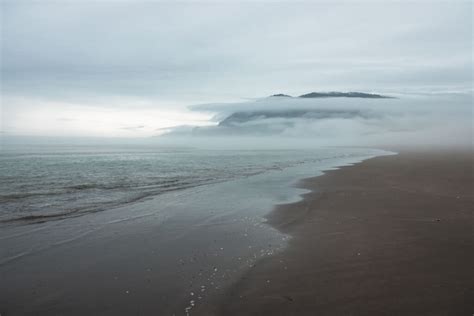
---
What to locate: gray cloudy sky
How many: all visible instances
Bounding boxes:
[1,0,472,137]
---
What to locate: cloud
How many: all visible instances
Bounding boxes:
[160,93,472,149]
[2,1,472,103]
[0,1,471,140]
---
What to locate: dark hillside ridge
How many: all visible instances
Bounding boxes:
[268,91,393,99]
[298,91,393,98]
[219,109,373,127]
[270,94,293,98]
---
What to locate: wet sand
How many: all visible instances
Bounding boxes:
[212,149,474,315]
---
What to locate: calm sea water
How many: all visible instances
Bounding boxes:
[0,145,383,223]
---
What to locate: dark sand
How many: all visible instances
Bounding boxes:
[208,149,474,315]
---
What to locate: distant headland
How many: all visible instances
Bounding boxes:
[270,91,394,99]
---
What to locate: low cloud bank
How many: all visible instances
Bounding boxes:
[157,92,472,149]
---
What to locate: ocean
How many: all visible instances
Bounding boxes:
[0,145,389,223]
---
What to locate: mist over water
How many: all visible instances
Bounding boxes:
[1,92,470,223]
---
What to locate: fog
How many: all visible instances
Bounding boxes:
[157,93,472,149]
[2,92,471,150]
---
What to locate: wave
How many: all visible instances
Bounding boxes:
[0,178,222,224]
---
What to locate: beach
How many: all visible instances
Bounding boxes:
[207,148,474,315]
[1,148,472,315]
[3,1,472,315]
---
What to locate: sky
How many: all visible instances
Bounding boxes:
[0,0,472,138]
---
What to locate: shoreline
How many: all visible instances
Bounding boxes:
[204,148,474,315]
[2,147,471,315]
[0,148,386,315]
